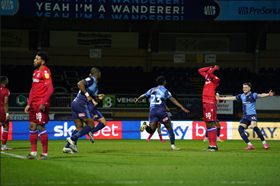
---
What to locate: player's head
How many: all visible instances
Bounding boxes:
[34,52,49,68]
[1,76,8,86]
[243,82,251,94]
[209,66,219,77]
[156,76,166,86]
[90,67,101,80]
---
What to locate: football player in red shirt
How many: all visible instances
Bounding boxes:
[24,52,53,160]
[198,66,220,151]
[1,76,12,150]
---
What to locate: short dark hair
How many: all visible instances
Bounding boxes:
[156,76,165,85]
[37,52,49,63]
[1,76,8,84]
[90,67,100,76]
[243,82,252,88]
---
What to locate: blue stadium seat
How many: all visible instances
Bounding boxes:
[135,66,143,73]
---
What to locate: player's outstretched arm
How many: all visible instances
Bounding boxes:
[198,66,212,78]
[135,94,146,104]
[169,97,190,113]
[257,90,275,98]
[216,95,237,101]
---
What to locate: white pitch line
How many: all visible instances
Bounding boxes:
[1,151,26,159]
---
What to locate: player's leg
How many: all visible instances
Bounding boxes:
[163,120,179,150]
[157,124,167,143]
[215,121,224,142]
[202,103,217,151]
[64,119,83,153]
[27,121,39,159]
[88,112,106,143]
[251,120,269,149]
[238,123,254,150]
[67,118,95,151]
[1,123,12,150]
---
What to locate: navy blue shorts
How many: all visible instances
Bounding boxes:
[149,108,170,124]
[71,100,93,119]
[239,114,257,126]
[89,103,103,120]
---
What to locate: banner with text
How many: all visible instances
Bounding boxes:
[1,29,29,51]
[2,1,279,21]
[50,31,139,49]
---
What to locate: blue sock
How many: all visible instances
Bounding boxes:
[145,125,153,134]
[168,129,175,145]
[205,131,208,138]
[217,127,220,137]
[253,126,265,141]
[238,125,250,143]
[91,123,105,133]
[71,125,91,141]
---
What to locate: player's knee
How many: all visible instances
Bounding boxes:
[238,125,244,133]
[215,122,221,128]
[206,122,214,129]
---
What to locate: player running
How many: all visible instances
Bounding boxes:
[1,76,12,150]
[64,68,104,153]
[216,82,274,150]
[24,52,53,159]
[135,76,189,151]
[198,66,220,151]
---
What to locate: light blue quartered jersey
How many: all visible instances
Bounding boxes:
[145,85,172,110]
[236,92,258,115]
[73,76,98,104]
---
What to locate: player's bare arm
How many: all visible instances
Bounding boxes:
[169,97,190,113]
[24,105,31,114]
[257,90,275,98]
[135,94,146,104]
[77,80,96,105]
[216,95,237,101]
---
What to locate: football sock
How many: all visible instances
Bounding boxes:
[158,133,163,141]
[168,129,175,145]
[145,125,153,134]
[253,126,265,141]
[238,125,250,143]
[207,127,217,146]
[39,130,48,154]
[72,130,78,145]
[30,130,38,152]
[71,125,91,141]
[217,127,221,137]
[91,122,105,133]
[148,133,153,140]
[2,130,8,145]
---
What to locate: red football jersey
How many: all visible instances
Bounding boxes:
[30,66,52,105]
[1,85,10,111]
[202,76,220,104]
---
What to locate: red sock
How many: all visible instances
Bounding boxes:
[148,133,153,140]
[208,129,217,146]
[40,132,48,154]
[2,130,8,145]
[30,131,38,152]
[158,134,163,141]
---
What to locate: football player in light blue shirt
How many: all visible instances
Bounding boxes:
[135,76,189,151]
[216,82,275,150]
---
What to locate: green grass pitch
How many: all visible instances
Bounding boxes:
[1,139,280,186]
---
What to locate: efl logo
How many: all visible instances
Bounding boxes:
[238,7,248,15]
[1,121,13,140]
[192,121,227,140]
[86,121,122,139]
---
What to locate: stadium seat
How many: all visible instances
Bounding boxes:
[127,66,135,73]
[152,66,160,73]
[135,66,143,73]
[119,66,127,73]
[110,66,118,73]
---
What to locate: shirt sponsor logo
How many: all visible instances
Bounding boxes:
[93,114,99,119]
[78,113,85,117]
[162,117,169,122]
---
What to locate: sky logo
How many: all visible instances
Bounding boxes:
[238,7,248,15]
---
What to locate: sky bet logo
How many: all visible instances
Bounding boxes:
[238,7,248,15]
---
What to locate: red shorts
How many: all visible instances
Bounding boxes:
[203,103,217,122]
[29,104,50,124]
[0,110,8,126]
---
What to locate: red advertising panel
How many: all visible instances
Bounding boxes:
[1,121,13,140]
[86,121,122,139]
[192,121,227,140]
